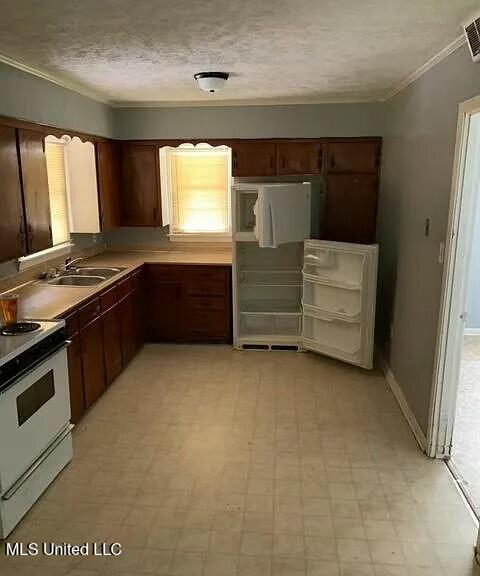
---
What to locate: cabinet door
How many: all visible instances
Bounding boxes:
[147,281,184,341]
[102,305,123,385]
[118,293,136,365]
[0,125,26,261]
[80,318,106,408]
[67,333,85,424]
[121,144,160,226]
[232,142,276,177]
[327,142,380,174]
[96,141,121,230]
[133,270,145,351]
[324,174,378,244]
[18,129,53,253]
[277,142,323,175]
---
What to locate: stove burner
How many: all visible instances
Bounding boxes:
[0,322,41,336]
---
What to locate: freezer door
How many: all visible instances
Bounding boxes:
[302,240,378,369]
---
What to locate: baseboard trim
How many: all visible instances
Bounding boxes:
[378,353,427,451]
[464,328,480,336]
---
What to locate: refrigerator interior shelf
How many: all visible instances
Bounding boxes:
[241,300,302,314]
[240,270,302,287]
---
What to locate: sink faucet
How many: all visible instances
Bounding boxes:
[64,257,83,271]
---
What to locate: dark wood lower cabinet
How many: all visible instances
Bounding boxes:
[146,264,232,343]
[119,293,136,365]
[147,279,184,341]
[67,332,85,424]
[80,317,106,409]
[102,305,123,385]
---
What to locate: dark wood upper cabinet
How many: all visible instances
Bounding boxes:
[17,129,52,253]
[0,125,26,262]
[326,142,380,174]
[121,143,161,227]
[231,142,276,177]
[96,141,121,230]
[277,142,324,175]
[324,174,379,244]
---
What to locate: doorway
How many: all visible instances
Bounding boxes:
[429,98,480,518]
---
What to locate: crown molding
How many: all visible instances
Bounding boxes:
[110,94,384,108]
[0,53,113,105]
[382,34,466,101]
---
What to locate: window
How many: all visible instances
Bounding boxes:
[45,136,70,245]
[160,144,231,240]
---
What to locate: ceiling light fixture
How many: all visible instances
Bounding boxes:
[194,72,229,94]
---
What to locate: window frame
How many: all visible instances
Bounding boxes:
[160,143,232,243]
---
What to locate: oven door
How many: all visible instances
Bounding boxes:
[0,346,70,493]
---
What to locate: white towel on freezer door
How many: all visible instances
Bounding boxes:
[254,183,311,248]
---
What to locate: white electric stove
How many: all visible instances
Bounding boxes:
[0,319,72,538]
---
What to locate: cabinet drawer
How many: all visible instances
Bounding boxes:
[146,264,184,282]
[101,285,118,312]
[186,295,227,312]
[63,310,79,337]
[117,276,133,299]
[187,309,228,339]
[185,266,228,284]
[78,298,101,328]
[185,267,228,296]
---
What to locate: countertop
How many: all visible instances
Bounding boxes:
[4,247,232,321]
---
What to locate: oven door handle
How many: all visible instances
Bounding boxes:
[1,424,74,501]
[0,340,70,396]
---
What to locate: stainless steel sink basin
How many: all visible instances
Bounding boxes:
[47,275,106,286]
[65,266,125,278]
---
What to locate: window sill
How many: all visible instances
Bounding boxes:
[168,233,232,243]
[17,242,74,271]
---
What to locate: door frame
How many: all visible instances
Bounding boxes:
[427,95,480,458]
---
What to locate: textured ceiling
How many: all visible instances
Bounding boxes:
[0,0,477,105]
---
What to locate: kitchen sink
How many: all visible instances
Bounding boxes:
[64,266,126,278]
[47,275,106,286]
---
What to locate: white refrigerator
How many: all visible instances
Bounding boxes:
[232,181,378,369]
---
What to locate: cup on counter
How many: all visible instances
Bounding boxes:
[0,294,19,326]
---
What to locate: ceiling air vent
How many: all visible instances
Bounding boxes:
[464,17,480,62]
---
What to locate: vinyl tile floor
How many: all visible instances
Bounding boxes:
[1,344,479,576]
[452,335,480,516]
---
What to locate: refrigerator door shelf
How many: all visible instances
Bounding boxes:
[302,302,361,324]
[302,272,362,291]
[302,240,378,370]
[304,241,366,285]
[302,279,362,317]
[303,315,362,359]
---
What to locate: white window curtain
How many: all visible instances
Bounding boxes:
[45,136,71,246]
[160,143,231,240]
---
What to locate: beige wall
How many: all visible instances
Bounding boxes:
[377,44,480,434]
[113,103,385,140]
[0,62,115,137]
